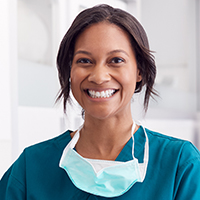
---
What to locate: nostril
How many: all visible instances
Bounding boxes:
[88,72,111,84]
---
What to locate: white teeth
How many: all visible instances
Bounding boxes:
[96,91,100,98]
[88,89,116,98]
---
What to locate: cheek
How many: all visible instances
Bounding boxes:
[120,69,137,86]
[120,71,137,95]
[70,69,80,96]
[70,67,88,82]
[70,68,87,99]
[70,68,82,87]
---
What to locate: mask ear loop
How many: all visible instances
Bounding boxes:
[139,126,149,181]
[131,120,137,159]
[60,125,83,162]
[134,120,149,182]
[70,125,83,148]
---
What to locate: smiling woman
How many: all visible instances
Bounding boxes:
[56,5,157,115]
[70,22,141,120]
[0,4,200,200]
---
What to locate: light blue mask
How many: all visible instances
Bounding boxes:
[59,121,149,197]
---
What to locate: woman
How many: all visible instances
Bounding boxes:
[0,4,200,199]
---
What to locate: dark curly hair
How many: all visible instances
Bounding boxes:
[56,4,157,112]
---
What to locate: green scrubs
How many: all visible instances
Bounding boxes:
[0,126,200,199]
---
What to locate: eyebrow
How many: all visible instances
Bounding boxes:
[74,50,92,56]
[107,49,129,57]
[74,49,129,57]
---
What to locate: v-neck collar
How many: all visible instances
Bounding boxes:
[115,126,146,162]
[63,126,146,163]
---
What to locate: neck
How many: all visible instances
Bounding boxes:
[74,112,135,160]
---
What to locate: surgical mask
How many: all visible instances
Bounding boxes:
[59,121,149,197]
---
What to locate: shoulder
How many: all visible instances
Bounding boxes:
[0,130,73,183]
[0,131,74,198]
[24,130,73,155]
[1,130,73,182]
[144,127,200,168]
[142,127,200,198]
[146,127,198,151]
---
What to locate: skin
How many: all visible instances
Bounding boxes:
[70,22,142,160]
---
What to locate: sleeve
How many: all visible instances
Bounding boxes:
[0,152,26,200]
[174,142,200,200]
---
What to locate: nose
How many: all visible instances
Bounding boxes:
[88,63,111,84]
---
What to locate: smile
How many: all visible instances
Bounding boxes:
[86,89,118,98]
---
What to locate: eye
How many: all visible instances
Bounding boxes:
[110,57,124,64]
[76,58,92,64]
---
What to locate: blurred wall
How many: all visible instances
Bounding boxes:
[139,0,200,149]
[0,0,18,179]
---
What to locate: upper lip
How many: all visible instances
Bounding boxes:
[84,88,119,92]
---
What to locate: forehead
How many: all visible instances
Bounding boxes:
[74,22,133,52]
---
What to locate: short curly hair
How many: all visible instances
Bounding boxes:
[56,4,157,112]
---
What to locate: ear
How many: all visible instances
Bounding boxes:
[136,70,142,82]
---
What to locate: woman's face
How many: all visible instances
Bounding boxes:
[71,22,142,120]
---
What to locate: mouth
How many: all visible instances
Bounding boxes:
[85,89,118,99]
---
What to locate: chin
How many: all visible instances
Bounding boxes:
[85,110,116,120]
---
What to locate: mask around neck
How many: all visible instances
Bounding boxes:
[59,121,149,197]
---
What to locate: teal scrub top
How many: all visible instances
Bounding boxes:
[0,126,200,199]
